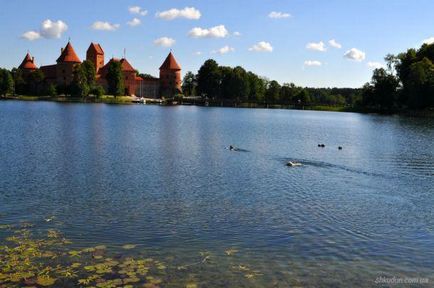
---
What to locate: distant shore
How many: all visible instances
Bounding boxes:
[2,95,433,117]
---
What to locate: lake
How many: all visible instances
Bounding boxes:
[0,101,433,287]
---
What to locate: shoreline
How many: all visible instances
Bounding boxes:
[1,95,433,117]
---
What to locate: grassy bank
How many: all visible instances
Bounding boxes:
[2,95,433,117]
[5,95,135,105]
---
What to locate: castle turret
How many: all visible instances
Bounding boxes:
[86,43,104,73]
[55,41,81,85]
[159,52,182,97]
[18,52,37,72]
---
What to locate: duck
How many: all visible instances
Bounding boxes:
[287,161,302,167]
[338,146,343,150]
[229,145,235,151]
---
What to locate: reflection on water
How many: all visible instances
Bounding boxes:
[0,101,433,287]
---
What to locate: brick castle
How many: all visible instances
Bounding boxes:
[18,41,182,98]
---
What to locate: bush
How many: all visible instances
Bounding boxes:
[90,85,105,98]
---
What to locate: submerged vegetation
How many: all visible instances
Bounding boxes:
[0,222,271,287]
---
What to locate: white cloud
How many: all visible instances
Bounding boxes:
[189,25,228,38]
[156,7,201,20]
[91,21,120,31]
[328,39,342,49]
[154,37,176,47]
[306,41,326,52]
[422,37,434,45]
[367,61,385,69]
[268,11,291,19]
[127,18,141,27]
[233,31,241,37]
[21,31,41,41]
[21,19,68,40]
[304,60,322,67]
[194,51,202,55]
[40,19,68,38]
[344,48,366,61]
[249,41,273,52]
[129,6,148,16]
[212,45,235,55]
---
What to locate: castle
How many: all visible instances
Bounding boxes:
[18,41,182,98]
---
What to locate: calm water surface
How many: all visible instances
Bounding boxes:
[0,101,433,287]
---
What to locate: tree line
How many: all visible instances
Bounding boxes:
[360,42,434,110]
[182,60,360,107]
[0,60,127,98]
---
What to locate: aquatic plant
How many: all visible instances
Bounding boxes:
[0,222,264,287]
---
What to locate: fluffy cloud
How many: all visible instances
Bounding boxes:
[129,6,148,16]
[367,61,385,69]
[194,51,202,55]
[91,21,120,31]
[40,19,68,38]
[304,60,322,67]
[189,25,228,38]
[344,48,366,61]
[268,11,291,19]
[422,37,434,45]
[306,41,326,52]
[212,45,235,55]
[21,31,41,41]
[156,7,201,20]
[233,31,241,37]
[127,18,141,27]
[249,41,273,52]
[154,37,176,47]
[328,39,342,49]
[22,19,68,40]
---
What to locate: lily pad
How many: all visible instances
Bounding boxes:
[36,275,56,286]
[122,244,137,250]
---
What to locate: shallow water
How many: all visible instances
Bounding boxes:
[0,101,433,287]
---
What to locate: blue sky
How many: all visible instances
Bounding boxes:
[0,0,433,88]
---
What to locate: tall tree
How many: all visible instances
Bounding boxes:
[0,68,13,96]
[247,72,266,102]
[265,80,281,104]
[71,64,90,97]
[197,59,221,98]
[81,60,96,88]
[106,61,124,97]
[181,71,197,96]
[27,69,44,96]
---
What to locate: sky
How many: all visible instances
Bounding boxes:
[0,0,433,88]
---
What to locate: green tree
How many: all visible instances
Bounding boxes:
[280,83,297,104]
[181,71,197,96]
[197,59,221,98]
[12,68,26,95]
[265,80,281,104]
[81,60,96,88]
[46,83,57,97]
[0,68,14,96]
[247,72,266,102]
[295,89,311,105]
[71,64,90,97]
[406,57,434,108]
[106,61,124,97]
[90,85,105,98]
[371,68,399,108]
[27,69,44,96]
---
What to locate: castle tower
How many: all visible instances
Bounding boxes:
[18,52,37,73]
[56,41,81,86]
[159,52,182,97]
[86,43,104,73]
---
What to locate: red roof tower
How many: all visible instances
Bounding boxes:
[19,52,37,70]
[57,42,81,63]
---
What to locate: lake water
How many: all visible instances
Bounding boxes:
[0,101,433,287]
